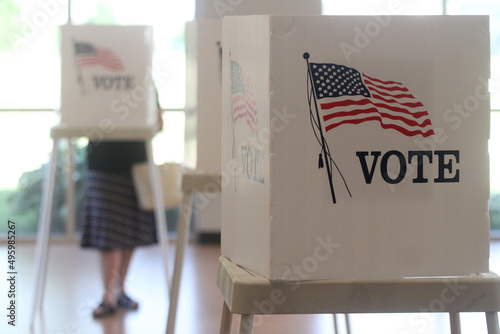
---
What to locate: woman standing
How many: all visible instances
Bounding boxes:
[81,105,163,318]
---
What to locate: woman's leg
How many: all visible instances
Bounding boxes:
[118,248,134,295]
[101,249,122,304]
[93,249,121,317]
[116,248,139,309]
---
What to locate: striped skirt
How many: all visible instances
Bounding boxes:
[80,170,157,250]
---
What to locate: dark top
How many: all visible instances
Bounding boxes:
[87,141,147,172]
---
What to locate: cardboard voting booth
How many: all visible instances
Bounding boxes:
[184,19,224,233]
[221,15,491,280]
[60,25,156,128]
[186,2,323,236]
[185,19,224,172]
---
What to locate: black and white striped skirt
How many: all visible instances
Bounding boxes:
[80,170,157,250]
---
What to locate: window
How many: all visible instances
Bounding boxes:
[0,0,66,108]
[0,112,59,234]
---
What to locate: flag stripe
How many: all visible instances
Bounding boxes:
[233,99,257,133]
[321,98,430,119]
[364,78,409,93]
[366,85,415,99]
[362,73,403,87]
[323,106,433,128]
[79,49,123,71]
[243,77,258,118]
[233,97,258,125]
[371,93,425,109]
[231,60,258,134]
[324,114,435,137]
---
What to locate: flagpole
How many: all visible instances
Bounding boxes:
[304,52,336,204]
[73,38,86,95]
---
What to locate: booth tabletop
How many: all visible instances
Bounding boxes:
[217,256,500,315]
[50,124,160,141]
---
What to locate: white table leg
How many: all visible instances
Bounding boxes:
[333,314,338,334]
[487,312,500,334]
[30,138,59,329]
[145,140,170,293]
[220,302,233,334]
[449,312,461,334]
[166,192,193,334]
[65,138,76,240]
[240,314,254,334]
[345,314,352,334]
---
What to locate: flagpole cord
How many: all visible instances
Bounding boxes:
[304,52,337,204]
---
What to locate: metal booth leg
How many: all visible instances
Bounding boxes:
[449,312,462,334]
[486,312,500,334]
[145,139,170,293]
[240,314,254,334]
[166,191,194,334]
[30,138,60,329]
[220,302,233,334]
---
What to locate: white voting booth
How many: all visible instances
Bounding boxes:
[218,15,500,333]
[31,25,173,330]
[185,0,323,238]
[184,19,224,237]
[222,15,491,280]
[60,25,157,127]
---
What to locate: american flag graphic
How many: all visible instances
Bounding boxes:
[231,60,258,134]
[309,62,434,137]
[74,41,124,71]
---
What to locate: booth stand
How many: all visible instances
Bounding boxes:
[30,125,170,328]
[166,171,222,334]
[217,256,500,334]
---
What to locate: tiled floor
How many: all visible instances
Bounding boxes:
[0,240,499,334]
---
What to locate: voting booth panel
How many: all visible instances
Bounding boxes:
[185,19,224,172]
[184,20,224,234]
[60,25,156,128]
[221,15,491,280]
[186,2,323,236]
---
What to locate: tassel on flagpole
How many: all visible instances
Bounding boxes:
[318,153,324,169]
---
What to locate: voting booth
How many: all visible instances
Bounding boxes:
[185,20,223,170]
[185,1,323,237]
[32,25,172,329]
[184,20,224,235]
[60,25,157,127]
[221,15,491,280]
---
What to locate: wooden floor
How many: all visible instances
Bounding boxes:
[1,239,500,334]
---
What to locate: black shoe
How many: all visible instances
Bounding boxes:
[93,302,117,318]
[117,294,139,310]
